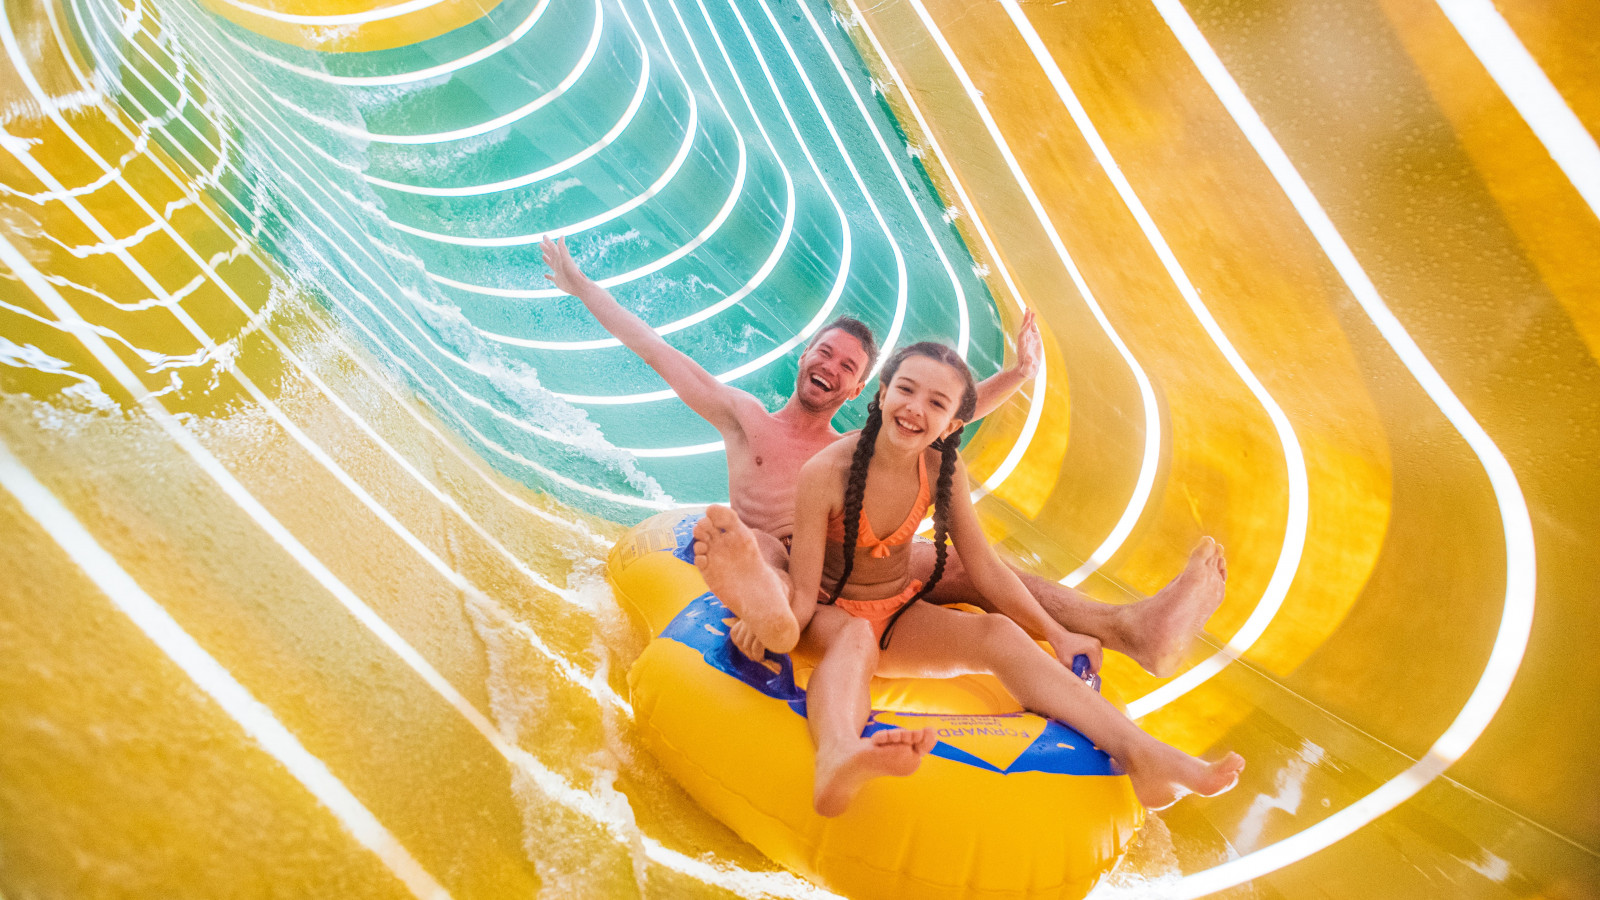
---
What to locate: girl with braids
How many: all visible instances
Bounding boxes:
[783,342,1246,817]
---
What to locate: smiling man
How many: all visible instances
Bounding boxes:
[543,236,1226,672]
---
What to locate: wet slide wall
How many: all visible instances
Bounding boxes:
[0,0,1596,897]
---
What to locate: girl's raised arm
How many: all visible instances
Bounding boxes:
[943,458,1104,672]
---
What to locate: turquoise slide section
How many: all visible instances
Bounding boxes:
[85,0,1006,518]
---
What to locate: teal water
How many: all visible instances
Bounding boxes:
[68,0,1005,520]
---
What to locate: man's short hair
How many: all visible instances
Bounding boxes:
[810,315,879,382]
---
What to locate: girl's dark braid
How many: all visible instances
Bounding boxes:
[822,397,882,606]
[876,424,963,649]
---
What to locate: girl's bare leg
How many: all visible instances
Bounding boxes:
[880,603,1244,810]
[800,606,937,817]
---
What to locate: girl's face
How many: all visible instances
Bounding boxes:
[878,355,968,452]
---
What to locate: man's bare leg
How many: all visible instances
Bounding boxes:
[692,505,801,653]
[911,538,1228,678]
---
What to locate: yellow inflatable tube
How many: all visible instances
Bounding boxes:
[607,511,1144,899]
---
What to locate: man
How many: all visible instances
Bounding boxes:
[543,237,1226,673]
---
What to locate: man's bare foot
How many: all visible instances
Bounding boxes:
[693,505,800,652]
[1122,538,1229,678]
[1120,743,1245,811]
[814,728,938,817]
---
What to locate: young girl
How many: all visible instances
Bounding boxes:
[780,342,1246,816]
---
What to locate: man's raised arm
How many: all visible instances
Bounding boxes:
[542,236,747,432]
[972,308,1042,421]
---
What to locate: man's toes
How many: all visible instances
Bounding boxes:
[705,504,742,531]
[693,539,710,567]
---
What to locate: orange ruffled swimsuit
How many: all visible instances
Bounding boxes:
[821,456,932,641]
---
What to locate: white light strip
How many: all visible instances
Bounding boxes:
[214,0,447,28]
[386,89,699,248]
[1435,0,1600,221]
[898,0,1162,576]
[1135,0,1538,894]
[74,0,679,512]
[994,0,1310,715]
[429,126,746,299]
[0,432,450,900]
[281,0,608,146]
[481,163,793,351]
[218,0,551,88]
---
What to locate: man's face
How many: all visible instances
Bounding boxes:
[794,329,870,412]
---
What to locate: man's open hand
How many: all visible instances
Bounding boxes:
[1014,308,1041,379]
[541,236,591,296]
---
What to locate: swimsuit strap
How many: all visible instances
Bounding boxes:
[825,454,932,558]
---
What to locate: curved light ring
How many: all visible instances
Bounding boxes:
[1133,0,1538,892]
[281,0,607,147]
[124,0,681,511]
[1436,0,1600,221]
[492,163,795,351]
[386,86,699,248]
[895,0,1162,574]
[360,19,635,198]
[215,0,451,28]
[789,0,969,359]
[996,0,1310,706]
[724,0,908,376]
[624,440,726,457]
[426,126,747,298]
[215,0,552,88]
[556,224,852,405]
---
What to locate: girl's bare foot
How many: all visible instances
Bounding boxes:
[1120,742,1245,811]
[693,505,799,651]
[813,728,938,817]
[1123,538,1229,678]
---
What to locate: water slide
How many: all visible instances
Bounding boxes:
[1,0,1595,895]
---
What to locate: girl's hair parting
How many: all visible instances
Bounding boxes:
[821,342,979,648]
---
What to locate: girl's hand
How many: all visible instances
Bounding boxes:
[541,236,591,295]
[1047,628,1102,676]
[729,618,768,662]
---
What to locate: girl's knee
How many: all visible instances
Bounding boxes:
[978,615,1033,658]
[835,617,881,658]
